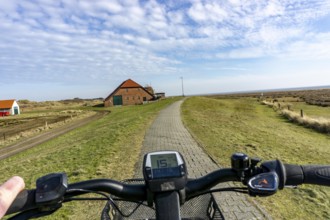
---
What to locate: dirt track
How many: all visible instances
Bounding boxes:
[0,111,108,160]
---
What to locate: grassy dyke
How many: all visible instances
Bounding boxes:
[262,100,330,134]
[281,109,330,133]
[1,97,180,220]
[285,100,330,119]
[181,96,330,220]
[261,97,330,119]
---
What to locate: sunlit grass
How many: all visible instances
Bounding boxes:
[1,97,180,220]
[181,96,330,220]
[262,100,330,134]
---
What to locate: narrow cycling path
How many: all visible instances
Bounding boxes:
[134,100,271,220]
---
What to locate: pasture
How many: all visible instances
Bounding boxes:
[182,96,330,220]
[0,93,329,219]
[0,97,180,219]
[0,99,104,146]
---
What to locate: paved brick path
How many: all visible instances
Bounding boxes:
[134,100,271,220]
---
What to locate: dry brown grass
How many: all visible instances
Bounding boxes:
[18,98,103,112]
[281,109,330,133]
[212,88,330,107]
[0,111,96,146]
[262,101,330,134]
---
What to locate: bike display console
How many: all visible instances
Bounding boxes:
[143,151,187,192]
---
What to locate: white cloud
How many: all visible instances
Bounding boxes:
[95,1,123,13]
[279,32,330,60]
[263,1,285,17]
[216,47,266,59]
[167,10,185,24]
[246,25,303,46]
[188,1,228,23]
[1,0,330,100]
[197,26,233,38]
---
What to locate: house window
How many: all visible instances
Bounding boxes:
[133,96,135,100]
[126,89,128,92]
[127,97,129,100]
[138,96,140,100]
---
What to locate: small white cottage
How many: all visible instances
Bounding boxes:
[0,100,20,116]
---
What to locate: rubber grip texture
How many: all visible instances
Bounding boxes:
[6,189,36,215]
[284,164,330,186]
[302,165,330,186]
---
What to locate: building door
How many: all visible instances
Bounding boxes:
[113,95,123,105]
[14,107,19,115]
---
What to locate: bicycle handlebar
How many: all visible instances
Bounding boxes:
[284,164,330,186]
[6,189,36,215]
[6,169,239,215]
[6,161,330,216]
[185,168,239,198]
[6,180,147,215]
[67,179,147,200]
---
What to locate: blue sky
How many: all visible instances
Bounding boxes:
[0,0,330,101]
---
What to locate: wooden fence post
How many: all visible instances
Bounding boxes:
[3,133,5,141]
[300,109,304,118]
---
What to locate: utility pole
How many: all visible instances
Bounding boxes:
[180,77,185,97]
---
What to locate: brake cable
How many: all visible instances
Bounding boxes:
[65,189,150,219]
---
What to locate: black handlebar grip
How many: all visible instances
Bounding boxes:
[284,164,330,186]
[284,164,304,186]
[301,165,330,186]
[5,189,36,215]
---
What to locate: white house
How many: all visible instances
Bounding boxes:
[0,100,20,116]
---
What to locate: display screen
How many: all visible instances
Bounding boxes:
[150,153,181,179]
[151,153,178,168]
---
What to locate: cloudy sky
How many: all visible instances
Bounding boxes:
[1,0,330,101]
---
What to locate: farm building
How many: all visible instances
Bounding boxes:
[104,79,155,107]
[0,100,20,116]
[155,92,166,99]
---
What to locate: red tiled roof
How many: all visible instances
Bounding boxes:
[121,79,143,88]
[0,100,15,109]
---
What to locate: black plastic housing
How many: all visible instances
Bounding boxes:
[143,151,188,193]
[260,160,286,189]
[35,173,68,204]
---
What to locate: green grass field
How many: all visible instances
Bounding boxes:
[0,98,180,220]
[288,101,330,119]
[266,96,330,119]
[181,96,330,220]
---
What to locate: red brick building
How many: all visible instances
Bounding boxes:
[104,79,154,107]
